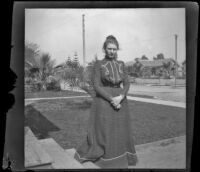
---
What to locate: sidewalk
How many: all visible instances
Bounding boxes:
[65,135,186,169]
[129,84,186,103]
[127,96,185,108]
[131,135,186,169]
[64,135,186,169]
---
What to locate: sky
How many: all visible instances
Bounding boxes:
[25,8,185,65]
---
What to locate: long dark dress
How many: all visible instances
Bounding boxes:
[74,57,138,168]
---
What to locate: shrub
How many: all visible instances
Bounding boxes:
[25,77,33,84]
[46,79,61,91]
[25,84,32,93]
[31,81,43,92]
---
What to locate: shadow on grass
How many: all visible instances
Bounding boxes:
[25,104,60,139]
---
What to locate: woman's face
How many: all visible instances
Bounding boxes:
[105,43,118,59]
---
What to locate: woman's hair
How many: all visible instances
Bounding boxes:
[103,35,120,51]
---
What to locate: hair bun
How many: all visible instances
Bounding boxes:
[103,35,120,52]
[106,35,116,40]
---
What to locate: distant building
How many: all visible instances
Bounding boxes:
[52,63,68,84]
[126,58,178,78]
[54,63,67,73]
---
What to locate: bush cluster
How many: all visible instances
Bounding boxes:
[46,80,61,91]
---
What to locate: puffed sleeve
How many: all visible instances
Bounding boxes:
[121,62,130,97]
[93,61,113,102]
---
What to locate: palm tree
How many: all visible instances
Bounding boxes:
[25,41,40,77]
[25,42,58,91]
[25,41,40,64]
[26,52,55,90]
[35,53,55,90]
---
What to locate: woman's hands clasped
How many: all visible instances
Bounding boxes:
[111,94,124,110]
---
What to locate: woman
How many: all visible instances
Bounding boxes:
[74,35,138,168]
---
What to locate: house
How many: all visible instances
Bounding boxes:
[54,63,76,78]
[53,63,70,88]
[126,58,178,78]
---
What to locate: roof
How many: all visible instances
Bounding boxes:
[125,61,135,66]
[139,59,170,67]
[54,63,66,69]
[126,58,175,67]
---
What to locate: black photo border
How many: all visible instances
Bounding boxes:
[1,1,198,172]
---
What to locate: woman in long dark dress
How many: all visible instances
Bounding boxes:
[74,35,138,168]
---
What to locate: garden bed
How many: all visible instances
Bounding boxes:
[25,97,186,150]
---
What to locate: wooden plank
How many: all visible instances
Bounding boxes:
[65,148,76,157]
[25,127,53,168]
[27,164,53,170]
[65,148,100,169]
[39,139,84,169]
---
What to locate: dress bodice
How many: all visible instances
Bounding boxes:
[92,58,130,101]
[99,58,125,86]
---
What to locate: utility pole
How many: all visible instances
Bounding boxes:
[82,14,86,68]
[174,34,178,87]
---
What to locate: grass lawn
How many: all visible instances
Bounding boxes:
[25,90,88,99]
[25,97,186,150]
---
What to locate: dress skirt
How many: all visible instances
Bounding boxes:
[74,87,138,168]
